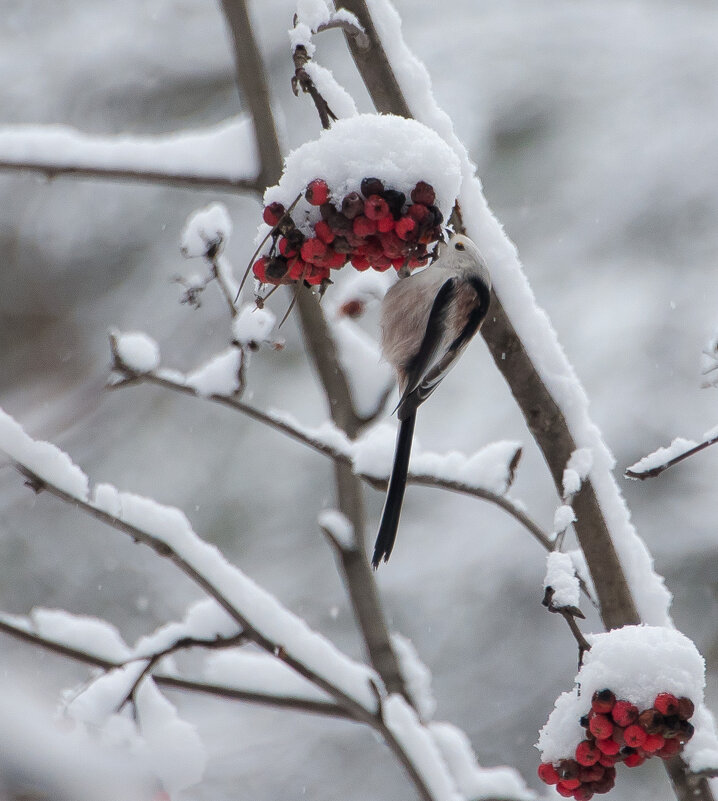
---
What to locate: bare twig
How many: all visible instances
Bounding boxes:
[0,617,346,718]
[625,433,718,480]
[0,160,263,194]
[315,18,370,50]
[292,45,337,130]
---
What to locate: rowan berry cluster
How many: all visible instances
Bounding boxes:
[253,177,444,286]
[538,690,695,799]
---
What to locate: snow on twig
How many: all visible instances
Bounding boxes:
[0,116,261,192]
[625,432,718,480]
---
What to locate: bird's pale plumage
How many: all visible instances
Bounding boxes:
[372,233,491,568]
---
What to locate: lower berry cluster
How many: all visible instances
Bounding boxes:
[254,177,443,287]
[538,690,695,799]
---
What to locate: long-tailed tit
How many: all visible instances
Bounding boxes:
[372,233,492,568]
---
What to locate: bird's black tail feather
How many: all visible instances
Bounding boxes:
[372,413,416,568]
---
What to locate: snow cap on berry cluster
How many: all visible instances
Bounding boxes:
[537,625,718,771]
[260,114,461,240]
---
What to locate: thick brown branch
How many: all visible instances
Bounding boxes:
[0,160,262,193]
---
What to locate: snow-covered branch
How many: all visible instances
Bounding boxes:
[0,117,262,193]
[625,430,718,480]
[110,361,551,550]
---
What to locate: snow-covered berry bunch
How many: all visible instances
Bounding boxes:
[538,689,695,798]
[250,114,462,294]
[253,176,443,287]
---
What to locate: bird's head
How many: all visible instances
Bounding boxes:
[436,233,491,290]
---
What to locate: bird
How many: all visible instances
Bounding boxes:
[372,232,492,568]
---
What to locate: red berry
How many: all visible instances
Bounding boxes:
[643,733,665,753]
[392,257,406,271]
[578,765,604,783]
[327,249,347,269]
[410,180,435,205]
[589,715,613,740]
[350,255,370,271]
[598,752,618,768]
[377,216,395,233]
[360,177,384,198]
[263,202,285,227]
[314,220,335,244]
[624,725,647,748]
[352,215,377,238]
[372,255,393,272]
[654,693,680,717]
[287,256,307,280]
[278,237,297,258]
[591,690,616,715]
[300,238,327,263]
[595,737,619,756]
[408,256,429,269]
[623,751,645,768]
[657,738,682,759]
[252,256,268,283]
[677,697,695,720]
[537,763,560,785]
[378,231,404,259]
[573,787,594,801]
[575,741,600,766]
[364,194,391,221]
[556,783,575,798]
[395,215,418,241]
[560,778,581,791]
[305,179,329,206]
[408,203,431,224]
[305,264,329,285]
[611,700,639,727]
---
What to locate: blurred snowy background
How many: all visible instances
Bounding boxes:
[1,1,717,799]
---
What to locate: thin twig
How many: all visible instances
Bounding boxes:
[292,45,337,130]
[315,18,370,50]
[625,433,718,480]
[0,160,263,194]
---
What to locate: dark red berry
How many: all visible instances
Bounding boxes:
[382,189,406,218]
[278,237,297,258]
[573,787,594,801]
[360,177,384,198]
[537,763,560,785]
[611,701,638,727]
[410,180,435,205]
[558,760,580,780]
[578,764,604,783]
[657,738,682,759]
[676,721,694,743]
[575,741,600,766]
[341,192,364,220]
[638,709,664,734]
[263,202,285,227]
[305,179,330,206]
[339,299,365,318]
[372,255,393,272]
[265,257,290,284]
[364,194,391,221]
[677,697,695,720]
[591,690,616,715]
[654,693,679,717]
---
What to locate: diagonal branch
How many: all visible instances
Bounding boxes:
[0,617,346,718]
[110,368,551,550]
[625,432,718,480]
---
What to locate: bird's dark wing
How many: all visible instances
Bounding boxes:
[395,277,456,420]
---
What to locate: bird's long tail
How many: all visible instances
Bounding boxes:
[372,412,416,568]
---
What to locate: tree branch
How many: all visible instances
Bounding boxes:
[0,160,263,193]
[110,368,552,551]
[0,617,346,718]
[625,432,718,480]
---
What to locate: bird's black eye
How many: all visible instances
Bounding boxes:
[454,242,465,251]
